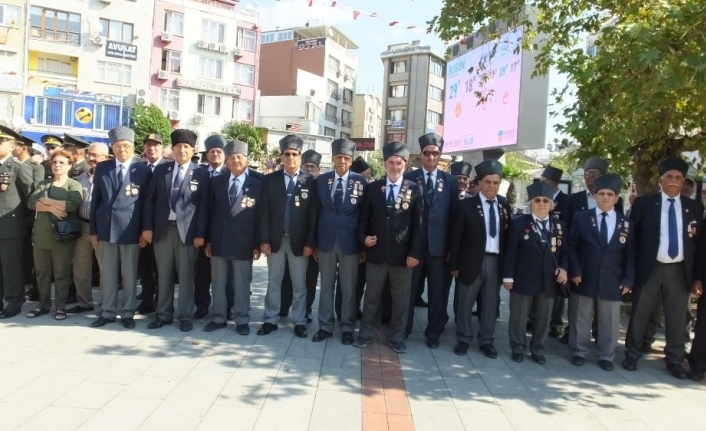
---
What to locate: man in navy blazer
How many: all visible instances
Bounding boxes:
[568,174,635,371]
[142,129,209,332]
[311,139,367,345]
[203,140,262,335]
[89,126,152,329]
[403,133,459,349]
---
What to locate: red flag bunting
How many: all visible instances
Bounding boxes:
[389,21,399,26]
[370,12,378,17]
[406,25,416,29]
[308,0,313,6]
[331,1,336,6]
[353,10,360,20]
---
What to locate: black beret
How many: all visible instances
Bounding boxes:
[351,156,370,173]
[418,133,444,151]
[475,159,504,180]
[658,157,689,177]
[40,134,63,146]
[301,149,322,167]
[63,133,91,149]
[0,125,22,142]
[331,138,356,157]
[279,134,303,153]
[204,135,227,152]
[527,181,555,201]
[593,173,622,194]
[382,141,410,161]
[584,156,608,174]
[450,161,472,178]
[170,129,198,147]
[541,165,563,183]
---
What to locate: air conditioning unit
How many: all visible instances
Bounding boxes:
[136,96,147,105]
[136,88,148,98]
[168,111,179,120]
[208,42,218,51]
[161,32,172,42]
[194,113,205,124]
[335,71,341,77]
[218,43,228,53]
[197,39,208,49]
[157,70,169,80]
[233,47,243,56]
[92,35,105,45]
[384,120,392,126]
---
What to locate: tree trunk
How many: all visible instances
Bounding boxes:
[506,181,517,208]
[629,138,684,196]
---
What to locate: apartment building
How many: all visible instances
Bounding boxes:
[352,93,382,150]
[0,0,25,125]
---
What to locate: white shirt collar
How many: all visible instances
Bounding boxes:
[661,191,681,203]
[478,191,495,203]
[595,208,616,218]
[115,158,133,170]
[175,161,189,170]
[386,176,403,188]
[229,171,247,184]
[147,158,161,166]
[335,170,350,183]
[424,168,438,177]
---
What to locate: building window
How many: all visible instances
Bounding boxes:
[96,61,131,85]
[391,60,409,74]
[428,86,443,101]
[234,63,254,86]
[99,19,133,43]
[35,57,72,75]
[328,56,340,74]
[327,80,339,98]
[232,99,253,121]
[341,110,352,128]
[160,89,180,111]
[386,133,406,143]
[427,110,442,125]
[197,94,221,116]
[325,103,338,123]
[0,50,18,72]
[387,109,405,121]
[389,85,408,98]
[344,66,354,81]
[261,29,293,44]
[30,6,81,46]
[0,95,9,118]
[341,132,350,140]
[342,88,353,104]
[201,19,225,44]
[198,57,223,80]
[324,127,336,137]
[93,104,121,131]
[305,103,321,122]
[161,50,181,73]
[237,28,257,51]
[0,4,20,27]
[430,59,444,76]
[34,98,73,127]
[163,10,183,36]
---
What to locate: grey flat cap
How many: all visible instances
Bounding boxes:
[108,126,134,144]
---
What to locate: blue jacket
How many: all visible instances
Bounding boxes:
[316,170,367,255]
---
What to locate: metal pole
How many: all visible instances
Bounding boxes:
[118,48,125,126]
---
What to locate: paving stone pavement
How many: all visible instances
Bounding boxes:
[0,258,704,430]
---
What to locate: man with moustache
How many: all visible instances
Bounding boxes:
[258,135,318,338]
[354,142,424,353]
[89,126,152,329]
[143,129,208,332]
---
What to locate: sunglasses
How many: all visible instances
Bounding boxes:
[422,151,441,157]
[282,151,300,158]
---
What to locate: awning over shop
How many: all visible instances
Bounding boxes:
[20,131,110,146]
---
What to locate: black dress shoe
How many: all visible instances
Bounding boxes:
[640,341,654,353]
[66,295,78,305]
[236,324,250,336]
[312,329,332,342]
[571,356,586,366]
[454,342,470,356]
[341,331,354,345]
[89,317,116,328]
[147,318,172,329]
[531,354,546,365]
[180,320,193,332]
[136,303,156,315]
[306,313,313,324]
[622,357,637,371]
[548,328,561,338]
[560,333,569,345]
[0,309,20,319]
[598,360,614,371]
[426,338,440,349]
[687,370,705,382]
[526,322,534,332]
[66,305,95,314]
[227,309,234,321]
[294,324,308,338]
[204,321,227,332]
[136,292,145,300]
[122,318,136,329]
[666,363,687,380]
[194,309,208,320]
[257,323,278,335]
[511,353,524,363]
[414,298,429,308]
[480,344,498,359]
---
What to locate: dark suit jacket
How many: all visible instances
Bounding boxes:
[357,178,425,266]
[449,194,512,286]
[316,170,367,255]
[503,214,568,297]
[143,161,209,244]
[247,168,266,182]
[630,193,704,289]
[90,158,152,244]
[568,208,636,300]
[208,173,263,260]
[70,159,91,179]
[0,157,32,238]
[259,169,317,256]
[551,190,569,221]
[564,190,624,233]
[403,168,458,257]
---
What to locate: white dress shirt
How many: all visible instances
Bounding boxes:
[168,162,189,221]
[595,208,616,242]
[479,191,500,253]
[229,171,247,197]
[657,192,684,263]
[208,165,223,177]
[586,189,597,210]
[331,171,350,198]
[423,168,438,189]
[115,158,133,183]
[386,177,403,202]
[146,158,162,172]
[284,170,299,190]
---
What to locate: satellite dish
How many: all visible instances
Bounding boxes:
[88,16,103,35]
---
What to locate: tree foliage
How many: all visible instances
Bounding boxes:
[430,0,706,195]
[368,151,385,180]
[503,152,533,208]
[221,121,268,165]
[131,104,173,154]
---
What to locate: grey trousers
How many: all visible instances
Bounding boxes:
[263,235,308,325]
[317,242,359,333]
[625,262,690,364]
[360,262,412,343]
[570,293,621,361]
[456,255,500,346]
[153,225,197,322]
[34,242,75,311]
[212,256,251,325]
[509,290,552,355]
[73,221,103,309]
[99,242,139,320]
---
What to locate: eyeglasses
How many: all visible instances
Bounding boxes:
[51,161,70,166]
[422,151,441,157]
[112,144,133,150]
[282,151,300,158]
[532,198,551,204]
[584,170,603,178]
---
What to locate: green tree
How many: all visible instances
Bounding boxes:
[503,152,532,208]
[131,104,173,154]
[221,121,267,165]
[368,151,385,180]
[430,0,706,195]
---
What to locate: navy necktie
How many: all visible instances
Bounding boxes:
[668,198,678,258]
[425,172,433,204]
[334,178,343,210]
[229,177,239,206]
[600,212,609,246]
[116,165,124,186]
[387,185,396,209]
[283,173,296,234]
[170,166,183,212]
[487,199,497,238]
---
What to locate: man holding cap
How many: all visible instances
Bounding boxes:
[623,157,704,379]
[354,141,424,353]
[89,126,152,329]
[40,135,63,180]
[0,126,34,318]
[258,135,318,338]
